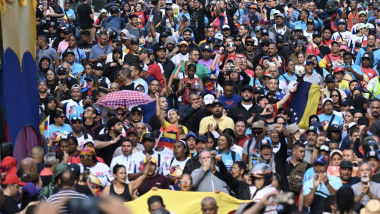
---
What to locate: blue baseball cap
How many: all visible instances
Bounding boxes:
[314,155,327,165]
[185,132,197,140]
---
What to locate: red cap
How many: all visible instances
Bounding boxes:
[3,174,26,186]
[1,156,17,174]
[333,66,345,73]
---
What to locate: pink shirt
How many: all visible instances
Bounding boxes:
[57,40,69,53]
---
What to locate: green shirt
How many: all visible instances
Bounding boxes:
[172,62,210,79]
[70,2,81,13]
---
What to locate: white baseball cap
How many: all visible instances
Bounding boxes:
[204,94,215,105]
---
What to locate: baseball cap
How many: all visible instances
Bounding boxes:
[142,133,155,142]
[67,163,81,179]
[325,74,336,83]
[313,155,327,165]
[306,125,318,134]
[70,115,82,122]
[276,35,284,43]
[294,25,302,31]
[322,97,333,105]
[165,0,173,3]
[3,174,26,186]
[63,28,72,34]
[131,106,143,113]
[250,4,258,9]
[341,98,353,106]
[215,33,224,41]
[330,150,343,158]
[22,182,41,197]
[359,11,367,16]
[307,19,314,24]
[141,63,148,71]
[126,127,138,135]
[260,28,269,35]
[259,139,273,150]
[93,63,104,70]
[305,59,314,65]
[362,53,371,59]
[338,19,346,24]
[185,132,197,140]
[57,67,67,75]
[320,144,330,153]
[334,66,345,73]
[287,123,299,134]
[144,156,157,165]
[313,31,321,38]
[82,139,95,147]
[366,150,380,160]
[212,100,223,107]
[252,120,265,129]
[255,26,261,32]
[241,85,254,93]
[203,94,215,105]
[222,24,230,30]
[327,124,342,132]
[275,13,285,19]
[340,160,353,169]
[202,45,212,52]
[179,41,188,46]
[131,37,139,45]
[196,135,208,143]
[138,48,150,55]
[1,156,17,174]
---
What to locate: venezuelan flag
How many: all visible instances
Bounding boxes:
[289,81,320,129]
[39,116,49,136]
[157,124,179,151]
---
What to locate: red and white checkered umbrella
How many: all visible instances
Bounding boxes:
[95,90,154,108]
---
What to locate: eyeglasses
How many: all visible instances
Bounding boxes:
[227,43,235,47]
[180,179,191,184]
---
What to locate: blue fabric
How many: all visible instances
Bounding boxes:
[303,174,343,198]
[217,94,242,110]
[141,101,156,124]
[101,16,126,31]
[89,44,112,60]
[318,113,344,128]
[216,149,242,171]
[0,50,40,153]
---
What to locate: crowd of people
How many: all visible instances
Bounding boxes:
[5,0,380,213]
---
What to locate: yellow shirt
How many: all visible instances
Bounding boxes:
[199,115,235,135]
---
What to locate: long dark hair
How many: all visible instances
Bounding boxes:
[308,55,324,77]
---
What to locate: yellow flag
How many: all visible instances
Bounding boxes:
[124,189,251,214]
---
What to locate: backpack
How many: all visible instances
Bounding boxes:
[288,162,308,194]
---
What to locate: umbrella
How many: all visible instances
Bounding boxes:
[95,90,155,108]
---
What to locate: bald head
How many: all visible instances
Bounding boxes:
[31,146,44,163]
[20,157,37,175]
[201,197,218,214]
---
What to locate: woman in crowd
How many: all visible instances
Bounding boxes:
[163,141,190,190]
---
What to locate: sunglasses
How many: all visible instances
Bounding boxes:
[234,39,242,42]
[331,95,339,97]
[71,116,82,121]
[227,44,235,47]
[262,43,270,46]
[246,43,254,46]
[252,131,263,135]
[60,116,66,119]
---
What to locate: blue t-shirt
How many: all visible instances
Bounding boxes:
[216,149,242,171]
[318,113,344,129]
[60,48,87,64]
[279,73,296,83]
[217,94,242,110]
[303,174,343,198]
[46,124,73,150]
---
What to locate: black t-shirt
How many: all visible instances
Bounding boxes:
[50,5,64,22]
[120,83,135,91]
[95,134,125,166]
[77,3,94,29]
[76,184,93,196]
[0,195,20,214]
[123,53,139,65]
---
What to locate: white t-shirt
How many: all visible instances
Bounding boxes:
[332,31,353,47]
[105,51,127,64]
[251,185,278,214]
[162,157,189,176]
[171,53,189,66]
[80,162,112,187]
[74,133,93,149]
[155,147,174,164]
[110,154,133,184]
[129,151,163,174]
[61,99,83,119]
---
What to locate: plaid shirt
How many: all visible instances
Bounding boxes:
[183,155,201,175]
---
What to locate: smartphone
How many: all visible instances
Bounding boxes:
[83,168,90,182]
[272,192,295,205]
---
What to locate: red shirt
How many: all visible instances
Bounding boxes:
[147,61,165,87]
[362,67,377,80]
[220,53,238,63]
[238,135,250,147]
[306,43,320,56]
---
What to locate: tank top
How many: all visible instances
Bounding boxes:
[110,183,133,202]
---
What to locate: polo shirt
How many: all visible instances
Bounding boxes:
[199,115,235,134]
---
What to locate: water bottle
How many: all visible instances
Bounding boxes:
[194,80,200,90]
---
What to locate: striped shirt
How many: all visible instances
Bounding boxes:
[47,189,89,213]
